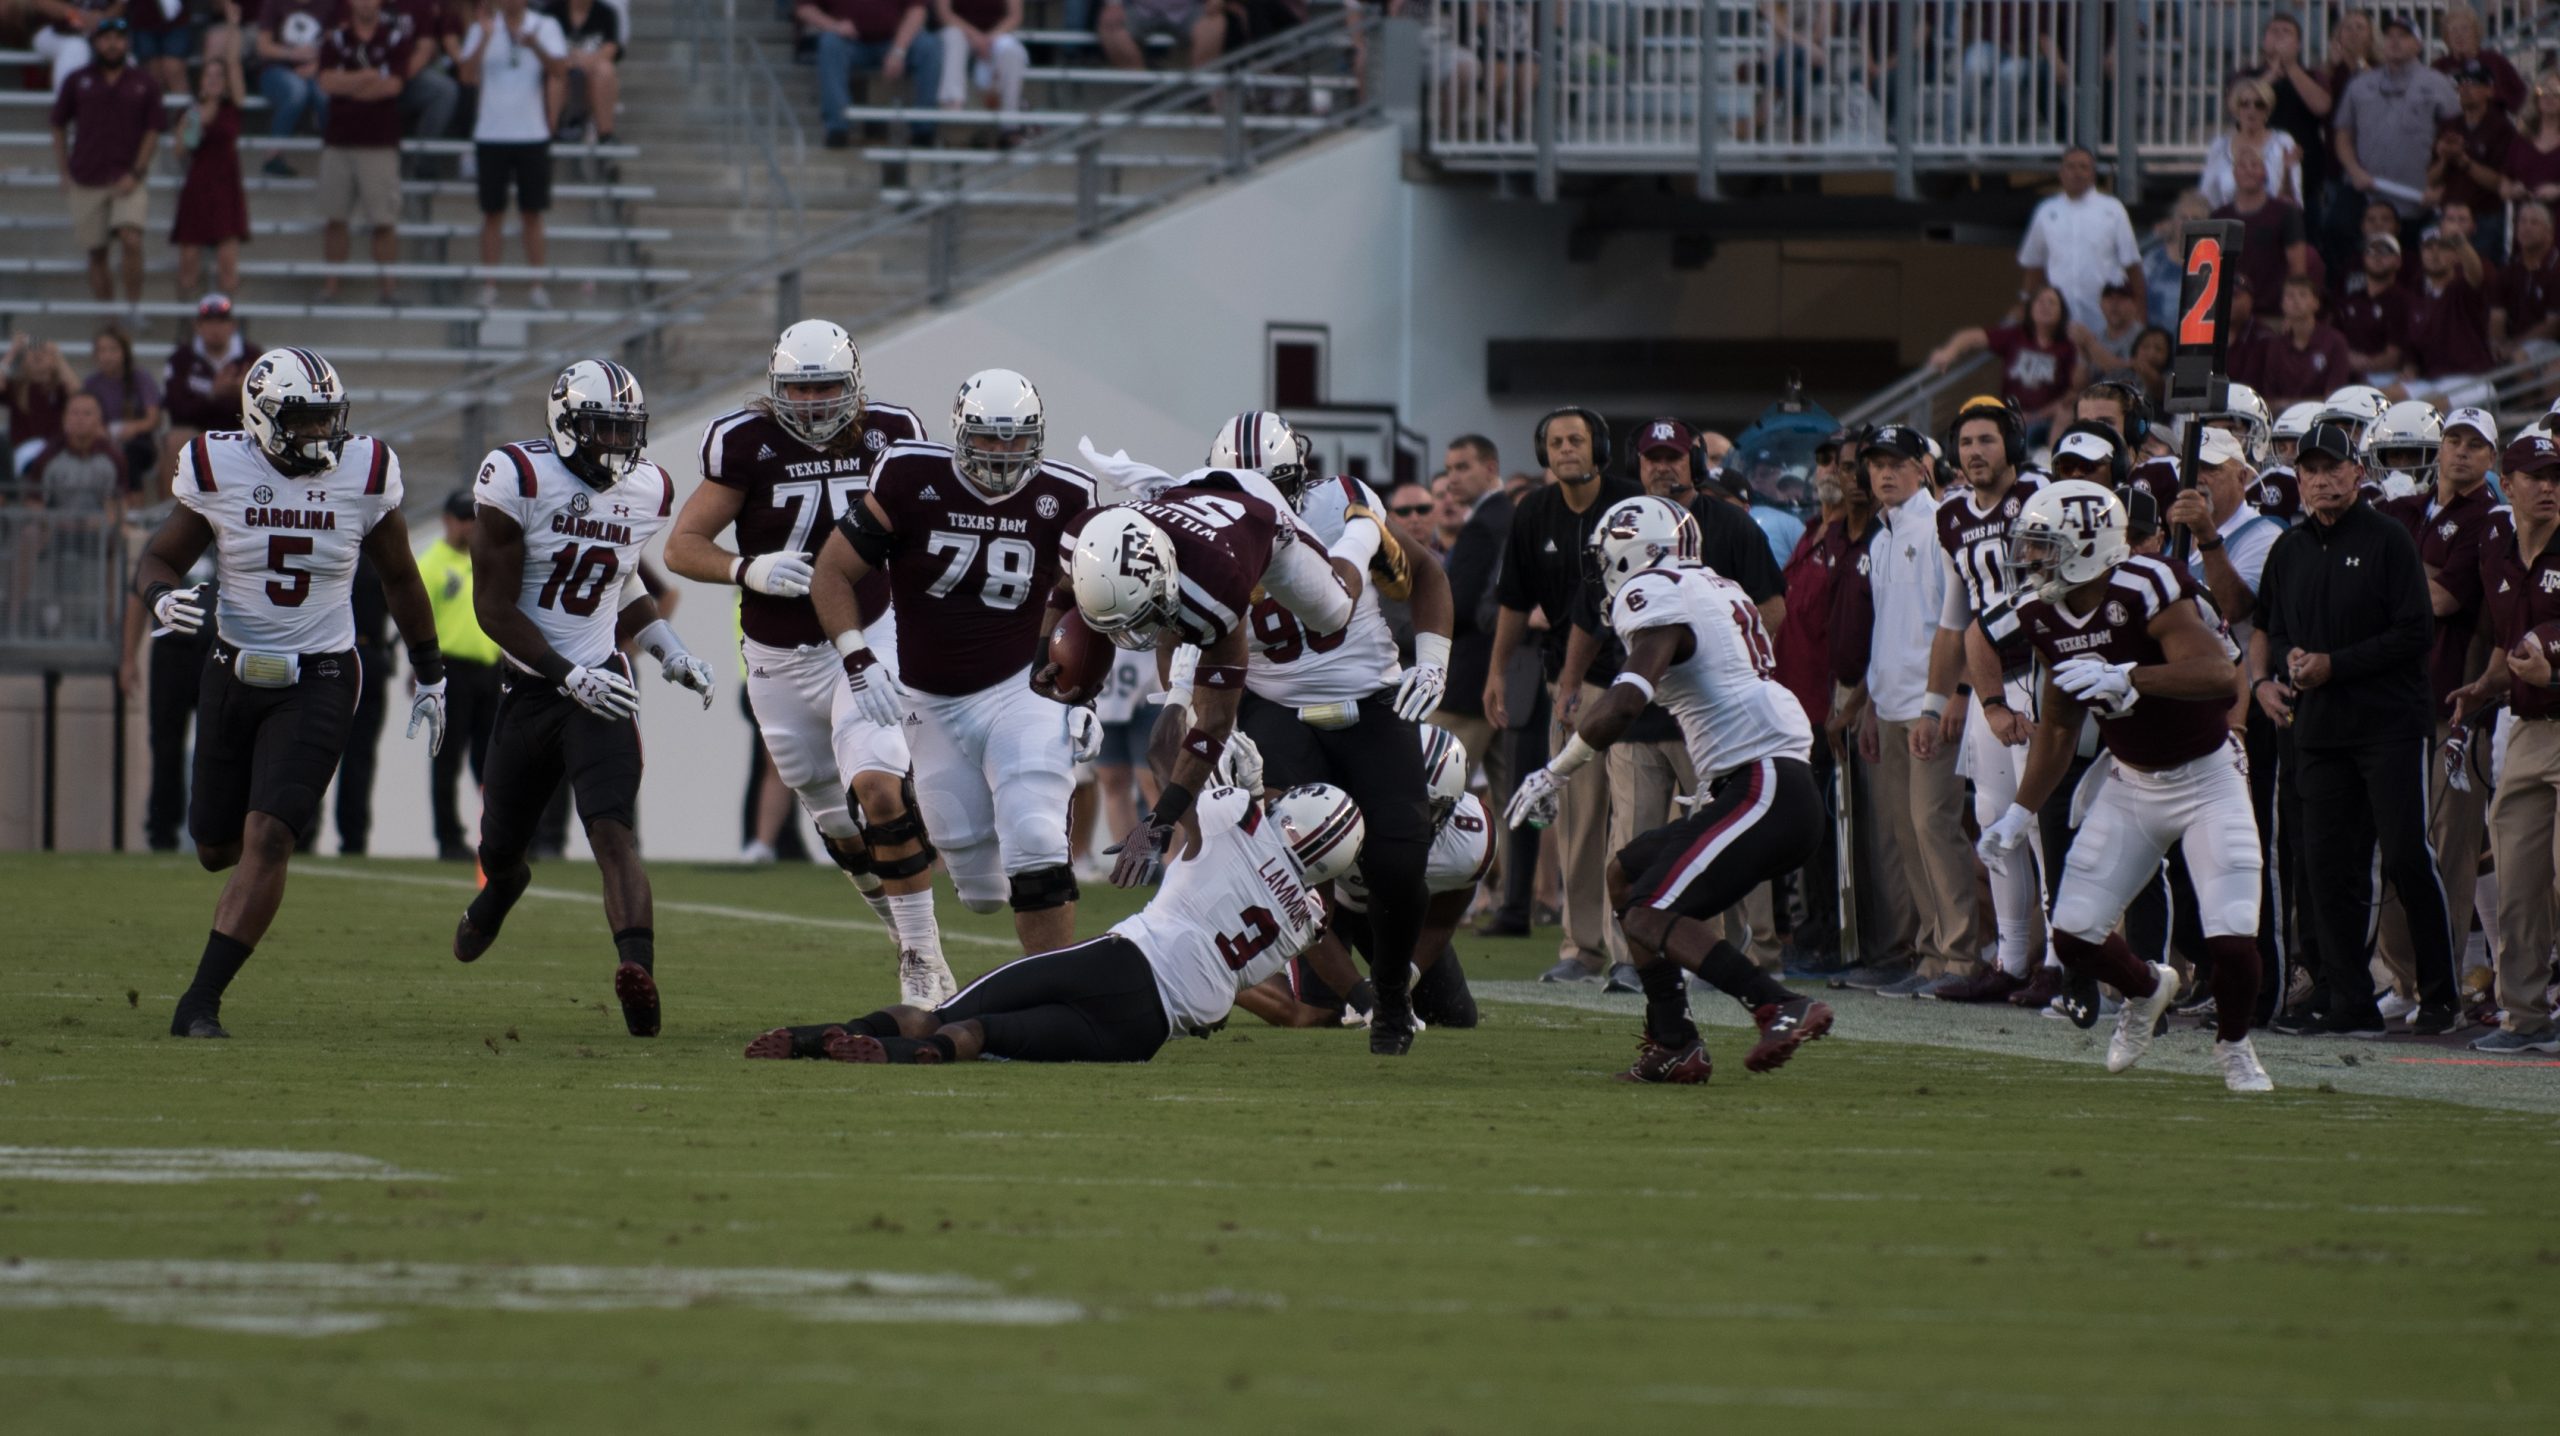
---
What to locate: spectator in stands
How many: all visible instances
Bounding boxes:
[2140,189,2211,331]
[2068,279,2144,370]
[28,389,127,507]
[2243,273,2357,408]
[129,0,201,94]
[2203,75,2302,208]
[2331,13,2458,255]
[83,325,160,484]
[1926,284,2082,447]
[2337,233,2413,374]
[461,0,567,309]
[2347,195,2411,288]
[2495,200,2560,362]
[1097,0,1225,75]
[797,0,940,153]
[2320,7,2379,101]
[2432,60,2516,261]
[254,0,334,170]
[171,19,248,301]
[2433,4,2524,114]
[159,294,254,478]
[49,18,161,311]
[30,0,115,92]
[2236,10,2335,211]
[2508,72,2560,208]
[2125,324,2172,409]
[6,335,81,476]
[933,0,1026,131]
[2396,226,2494,405]
[2215,145,2312,315]
[317,0,416,305]
[544,0,620,143]
[2016,145,2141,335]
[392,0,465,155]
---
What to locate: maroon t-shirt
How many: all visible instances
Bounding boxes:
[2507,135,2560,196]
[2436,108,2515,216]
[2405,274,2495,377]
[320,19,416,149]
[2244,323,2355,403]
[2434,50,2527,114]
[47,62,165,188]
[2377,483,2497,705]
[946,0,1009,27]
[812,0,923,42]
[863,443,1096,697]
[2334,282,2415,361]
[2019,555,2232,769]
[2211,197,2305,311]
[1775,518,1843,724]
[2480,509,2560,720]
[2498,247,2560,339]
[1982,324,2077,414]
[699,402,923,648]
[1055,484,1290,652]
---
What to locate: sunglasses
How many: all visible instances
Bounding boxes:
[2232,97,2269,109]
[1390,503,1436,517]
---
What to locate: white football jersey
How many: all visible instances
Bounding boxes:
[174,431,404,653]
[1114,786,1328,1035]
[1338,792,1492,910]
[473,439,675,671]
[1245,475,1404,705]
[1609,566,1813,782]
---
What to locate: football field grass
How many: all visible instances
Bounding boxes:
[2,852,2553,1434]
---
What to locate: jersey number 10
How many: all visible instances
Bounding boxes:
[538,543,622,616]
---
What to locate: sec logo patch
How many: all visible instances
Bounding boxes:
[1036,494,1059,519]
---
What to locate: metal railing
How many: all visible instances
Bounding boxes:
[1425,0,2556,193]
[1838,348,1991,436]
[0,508,127,673]
[678,0,806,241]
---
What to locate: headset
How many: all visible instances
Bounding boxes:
[1534,405,1614,473]
[2079,377,2151,448]
[2051,419,2132,491]
[1947,393,2027,471]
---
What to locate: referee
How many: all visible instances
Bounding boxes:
[2253,419,2455,1036]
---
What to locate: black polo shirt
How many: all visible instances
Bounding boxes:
[1499,475,1641,683]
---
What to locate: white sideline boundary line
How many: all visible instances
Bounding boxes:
[295,865,1020,949]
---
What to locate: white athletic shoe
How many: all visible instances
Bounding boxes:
[899,949,958,1009]
[2105,961,2180,1074]
[2377,991,2419,1022]
[2214,1037,2274,1093]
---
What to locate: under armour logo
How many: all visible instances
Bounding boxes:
[613,504,631,517]
[307,490,328,502]
[2344,556,2362,567]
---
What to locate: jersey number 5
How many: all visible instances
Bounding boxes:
[1214,905,1281,971]
[265,535,314,607]
[538,543,622,616]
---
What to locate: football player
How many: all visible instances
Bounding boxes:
[452,361,717,1039]
[1508,497,1834,1084]
[810,369,1097,958]
[666,321,953,1004]
[133,347,449,1038]
[1979,480,2274,1093]
[745,783,1363,1064]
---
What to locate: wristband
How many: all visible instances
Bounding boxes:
[144,580,174,609]
[730,556,747,585]
[1149,781,1196,831]
[1919,692,1953,721]
[1196,662,1246,692]
[832,627,871,660]
[2195,535,2224,552]
[1550,732,1599,777]
[407,640,445,687]
[1612,672,1655,704]
[533,651,574,685]
[1180,726,1225,767]
[1413,631,1451,670]
[634,619,686,663]
[1980,693,2010,711]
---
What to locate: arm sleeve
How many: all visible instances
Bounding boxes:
[2325,527,2432,682]
[1261,531,1354,635]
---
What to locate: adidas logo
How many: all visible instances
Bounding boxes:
[1543,539,1557,553]
[919,484,940,499]
[756,444,775,460]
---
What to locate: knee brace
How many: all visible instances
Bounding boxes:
[824,834,874,881]
[1007,862,1079,913]
[866,807,937,879]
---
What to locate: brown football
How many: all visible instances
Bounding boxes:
[1046,608,1114,705]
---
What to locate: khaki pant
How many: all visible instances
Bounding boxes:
[1873,716,1982,973]
[1603,735,1691,967]
[2377,719,2484,998]
[1551,683,1614,970]
[2486,718,2560,1036]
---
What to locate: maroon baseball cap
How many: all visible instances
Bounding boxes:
[2503,433,2560,478]
[196,293,234,319]
[1635,418,1694,456]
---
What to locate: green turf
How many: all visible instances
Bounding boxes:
[0,852,2551,1434]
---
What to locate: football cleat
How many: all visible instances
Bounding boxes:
[2058,968,2103,1029]
[2214,1037,2274,1093]
[614,962,661,1038]
[1745,997,1834,1073]
[1928,968,2026,1004]
[1370,989,1416,1055]
[1616,1033,1713,1084]
[2104,962,2180,1073]
[2009,967,2063,1009]
[821,1029,889,1063]
[898,950,958,1009]
[744,1026,840,1061]
[453,913,497,964]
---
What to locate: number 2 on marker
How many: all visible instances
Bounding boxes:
[2179,236,2222,348]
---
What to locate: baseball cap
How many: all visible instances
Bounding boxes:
[2445,408,2498,446]
[2197,427,2248,467]
[2297,420,2359,464]
[196,292,234,319]
[2053,429,2118,467]
[2422,226,2456,247]
[443,487,478,521]
[2454,58,2495,85]
[2378,12,2418,37]
[1863,424,1931,465]
[2503,433,2560,478]
[1635,418,1694,456]
[2366,233,2401,256]
[2100,281,2135,300]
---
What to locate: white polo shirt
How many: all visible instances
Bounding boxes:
[1864,486,1949,724]
[2017,188,2142,334]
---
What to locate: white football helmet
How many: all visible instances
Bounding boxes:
[239,346,350,476]
[1269,782,1365,888]
[2318,384,2390,441]
[2004,479,2130,604]
[547,358,648,484]
[2269,401,2323,463]
[2362,400,2442,498]
[1419,724,1469,827]
[2203,381,2273,464]
[767,320,862,446]
[953,368,1045,495]
[1207,411,1309,510]
[1587,495,1701,601]
[1070,508,1180,650]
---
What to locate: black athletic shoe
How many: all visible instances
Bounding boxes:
[2269,1004,2326,1036]
[171,1012,230,1039]
[821,1030,889,1063]
[1370,990,1416,1055]
[2408,1005,2461,1037]
[614,962,661,1038]
[453,913,497,964]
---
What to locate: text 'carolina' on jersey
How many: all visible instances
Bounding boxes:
[476,438,676,672]
[176,431,404,654]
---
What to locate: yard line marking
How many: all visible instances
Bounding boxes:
[294,865,1020,949]
[0,1147,441,1185]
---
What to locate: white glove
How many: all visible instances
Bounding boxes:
[1976,801,2035,861]
[1392,663,1447,722]
[407,679,447,756]
[1505,766,1564,830]
[1215,728,1264,796]
[1149,644,1202,716]
[840,649,907,730]
[663,653,717,709]
[1067,705,1102,763]
[740,550,814,599]
[2053,656,2137,712]
[563,663,642,720]
[151,582,208,636]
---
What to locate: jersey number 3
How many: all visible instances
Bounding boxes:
[538,543,622,616]
[1214,905,1281,971]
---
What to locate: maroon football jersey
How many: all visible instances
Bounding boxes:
[2246,464,2300,522]
[2019,555,2233,770]
[860,441,1096,697]
[2378,484,2497,704]
[1935,476,2040,673]
[2479,509,2560,720]
[698,401,924,647]
[1054,481,1290,649]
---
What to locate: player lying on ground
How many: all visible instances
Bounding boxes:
[1508,497,1833,1084]
[134,348,449,1038]
[744,782,1365,1064]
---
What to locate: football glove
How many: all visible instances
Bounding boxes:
[406,678,447,756]
[739,550,815,599]
[1976,802,2035,861]
[840,647,907,730]
[1392,629,1449,721]
[1505,766,1565,830]
[1215,728,1264,796]
[151,581,210,637]
[663,652,717,709]
[2053,655,2137,713]
[1067,705,1102,764]
[1107,819,1173,888]
[1343,501,1414,600]
[563,663,642,720]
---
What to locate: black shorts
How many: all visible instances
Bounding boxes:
[939,935,1171,1063]
[475,140,552,215]
[1615,756,1821,921]
[1236,690,1432,878]
[189,641,362,847]
[478,657,644,858]
[1286,950,1478,1029]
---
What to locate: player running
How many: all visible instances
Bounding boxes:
[133,347,449,1038]
[1507,497,1833,1084]
[1977,480,2274,1093]
[452,361,717,1038]
[667,321,952,1004]
[744,782,1363,1064]
[810,368,1097,958]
